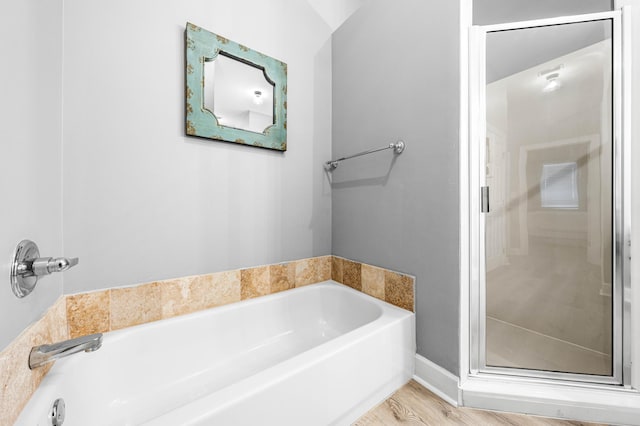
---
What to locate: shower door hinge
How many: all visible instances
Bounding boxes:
[481,186,490,213]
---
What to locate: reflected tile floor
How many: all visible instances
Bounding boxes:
[486,238,612,375]
[487,317,611,376]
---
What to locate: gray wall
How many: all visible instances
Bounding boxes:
[331,0,461,374]
[0,0,64,350]
[331,0,616,376]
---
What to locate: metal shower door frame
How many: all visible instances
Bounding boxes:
[468,9,630,386]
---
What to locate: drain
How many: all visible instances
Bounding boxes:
[50,398,65,426]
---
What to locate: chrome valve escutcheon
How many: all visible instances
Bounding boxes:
[10,240,79,298]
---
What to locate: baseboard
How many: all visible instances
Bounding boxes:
[412,356,640,425]
[413,354,460,407]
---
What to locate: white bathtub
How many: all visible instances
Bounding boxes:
[17,281,415,425]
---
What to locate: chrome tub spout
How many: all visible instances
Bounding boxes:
[29,333,103,369]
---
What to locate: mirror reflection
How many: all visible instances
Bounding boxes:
[204,53,275,134]
[483,20,613,376]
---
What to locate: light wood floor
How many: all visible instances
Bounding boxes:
[353,380,603,425]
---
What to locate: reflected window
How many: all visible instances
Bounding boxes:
[540,162,579,209]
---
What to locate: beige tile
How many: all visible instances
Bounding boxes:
[0,331,49,426]
[385,271,414,312]
[208,270,241,307]
[270,263,294,293]
[343,259,362,291]
[241,266,270,299]
[317,256,332,281]
[110,282,162,330]
[362,264,385,300]
[160,276,197,319]
[294,258,317,287]
[287,262,296,289]
[66,290,110,338]
[0,298,67,426]
[161,271,243,318]
[48,297,69,343]
[331,256,344,283]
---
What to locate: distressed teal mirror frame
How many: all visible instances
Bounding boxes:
[185,23,287,151]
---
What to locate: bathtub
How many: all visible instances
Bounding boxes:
[16,281,415,425]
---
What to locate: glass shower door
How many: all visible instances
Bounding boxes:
[476,13,624,382]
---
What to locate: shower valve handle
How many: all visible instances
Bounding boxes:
[10,240,79,298]
[31,257,79,276]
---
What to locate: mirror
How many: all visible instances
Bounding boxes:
[203,54,275,134]
[186,23,287,151]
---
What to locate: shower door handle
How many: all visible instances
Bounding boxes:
[481,186,490,213]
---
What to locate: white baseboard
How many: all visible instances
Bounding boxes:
[414,355,640,425]
[413,354,460,407]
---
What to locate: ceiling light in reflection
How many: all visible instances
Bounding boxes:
[253,90,264,105]
[543,72,562,93]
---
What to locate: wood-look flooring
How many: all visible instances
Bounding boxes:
[353,380,602,426]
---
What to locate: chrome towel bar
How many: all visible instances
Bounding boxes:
[324,140,405,171]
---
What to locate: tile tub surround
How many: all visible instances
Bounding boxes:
[65,256,333,338]
[66,255,415,339]
[332,256,415,312]
[3,255,414,425]
[0,297,68,426]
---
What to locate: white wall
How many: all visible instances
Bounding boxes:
[0,0,64,350]
[62,0,333,293]
[306,0,371,31]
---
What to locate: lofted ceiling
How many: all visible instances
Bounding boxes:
[305,0,370,32]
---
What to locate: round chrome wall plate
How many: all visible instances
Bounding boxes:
[11,240,40,298]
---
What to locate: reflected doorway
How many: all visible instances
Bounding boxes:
[471,11,627,384]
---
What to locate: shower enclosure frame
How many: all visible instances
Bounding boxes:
[466,9,631,387]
